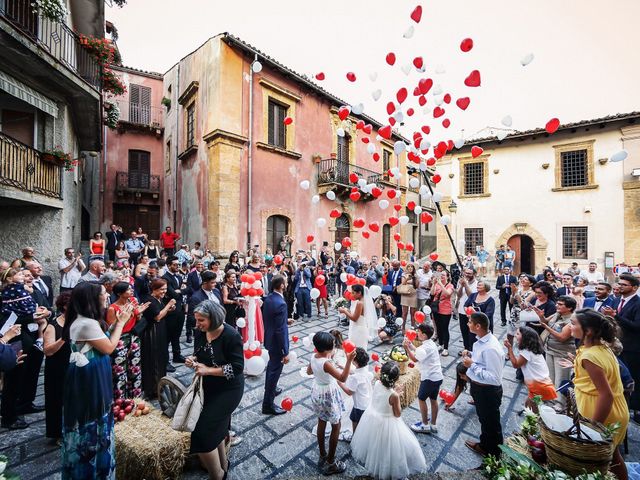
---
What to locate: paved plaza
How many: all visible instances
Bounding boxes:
[3,291,640,479]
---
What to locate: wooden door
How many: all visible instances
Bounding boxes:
[128,150,150,189]
[335,214,350,254]
[113,204,160,241]
[507,235,522,275]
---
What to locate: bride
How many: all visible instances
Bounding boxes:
[338,284,377,350]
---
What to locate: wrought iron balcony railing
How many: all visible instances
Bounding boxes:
[0,132,62,199]
[116,171,160,193]
[0,0,101,90]
[116,101,164,129]
[317,158,383,188]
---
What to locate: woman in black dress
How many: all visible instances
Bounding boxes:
[43,291,72,442]
[224,251,241,273]
[221,271,242,328]
[140,279,176,399]
[185,300,244,480]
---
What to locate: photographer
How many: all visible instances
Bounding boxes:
[365,256,384,288]
[376,294,398,343]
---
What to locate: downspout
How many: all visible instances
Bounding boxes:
[102,123,107,228]
[247,54,256,250]
[174,64,180,231]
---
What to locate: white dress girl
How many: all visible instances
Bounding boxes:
[351,381,426,479]
[348,299,369,351]
[310,355,345,425]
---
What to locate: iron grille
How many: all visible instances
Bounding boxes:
[464,162,484,195]
[561,150,588,187]
[562,226,588,259]
[464,228,484,254]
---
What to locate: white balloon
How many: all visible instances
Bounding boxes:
[610,150,628,163]
[311,194,320,204]
[261,348,270,363]
[243,341,249,350]
[302,336,311,347]
[337,128,345,137]
[409,177,420,188]
[236,317,246,328]
[415,347,427,362]
[351,103,364,115]
[340,272,348,282]
[401,64,411,76]
[414,206,422,214]
[403,25,415,39]
[326,191,336,200]
[394,141,406,156]
[497,130,509,141]
[245,356,266,376]
[310,288,320,300]
[377,317,387,328]
[419,162,428,172]
[432,192,443,202]
[287,350,297,363]
[349,251,358,259]
[252,61,263,73]
[379,199,389,209]
[419,185,429,196]
[369,285,382,299]
[501,115,513,127]
[375,135,383,142]
[422,305,432,315]
[432,84,443,95]
[367,143,376,154]
[395,317,404,326]
[391,167,401,176]
[393,111,404,123]
[520,53,535,67]
[399,215,410,225]
[334,242,342,251]
[358,178,367,188]
[419,139,431,151]
[371,89,382,101]
[300,180,310,190]
[435,65,446,74]
[434,95,444,106]
[369,72,378,82]
[250,341,260,351]
[440,215,451,226]
[454,138,465,149]
[316,217,327,227]
[252,280,262,289]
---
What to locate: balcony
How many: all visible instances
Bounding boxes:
[316,158,384,200]
[116,171,160,198]
[0,132,62,204]
[115,101,164,133]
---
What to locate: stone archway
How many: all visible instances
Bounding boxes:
[260,208,295,255]
[494,223,548,274]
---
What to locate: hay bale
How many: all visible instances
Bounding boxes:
[374,366,421,409]
[115,405,190,480]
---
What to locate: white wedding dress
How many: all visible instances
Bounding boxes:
[348,299,369,351]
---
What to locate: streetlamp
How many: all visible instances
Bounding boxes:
[448,200,457,213]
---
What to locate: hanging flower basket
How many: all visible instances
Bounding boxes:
[104,101,120,129]
[42,147,79,172]
[31,0,68,22]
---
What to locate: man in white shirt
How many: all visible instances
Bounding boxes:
[462,312,504,460]
[79,260,105,283]
[456,268,478,351]
[580,262,604,298]
[58,247,85,292]
[416,261,433,313]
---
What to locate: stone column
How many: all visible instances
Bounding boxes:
[622,126,640,263]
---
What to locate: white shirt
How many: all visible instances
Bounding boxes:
[580,270,604,293]
[457,279,478,315]
[59,257,82,289]
[416,270,433,300]
[467,333,504,386]
[345,366,374,410]
[204,288,220,304]
[416,339,444,382]
[520,350,551,383]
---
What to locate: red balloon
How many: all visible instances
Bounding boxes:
[363,124,372,134]
[240,274,249,283]
[361,231,370,239]
[372,153,380,162]
[396,87,408,104]
[353,218,365,229]
[421,125,431,134]
[330,209,341,218]
[442,119,451,128]
[253,347,262,357]
[413,57,423,69]
[292,335,299,343]
[418,78,433,95]
[346,72,356,82]
[371,353,379,362]
[281,397,293,411]
[362,136,370,144]
[443,93,452,104]
[349,191,361,202]
[341,237,352,248]
[346,274,356,284]
[245,274,255,284]
[432,174,442,184]
[401,260,407,267]
[274,255,283,265]
[545,117,560,134]
[368,222,380,233]
[247,288,257,297]
[460,38,474,52]
[433,106,445,118]
[421,212,434,224]
[343,340,356,354]
[387,189,397,199]
[465,306,476,316]
[315,72,325,81]
[405,330,417,341]
[393,204,402,212]
[386,52,396,66]
[344,290,353,301]
[356,120,364,130]
[389,117,397,127]
[410,4,422,23]
[415,311,426,323]
[374,364,381,374]
[397,241,405,250]
[393,233,401,242]
[283,116,293,125]
[338,106,350,121]
[358,277,366,286]
[306,235,314,243]
[349,172,359,183]
[379,125,392,139]
[240,288,248,296]
[464,70,481,87]
[244,350,254,359]
[439,389,447,400]
[407,201,416,211]
[429,252,439,261]
[315,275,326,286]
[386,102,396,116]
[389,217,400,226]
[371,186,382,197]
[418,95,427,107]
[426,157,436,166]
[407,108,414,116]
[253,272,263,280]
[471,146,484,158]
[405,242,414,251]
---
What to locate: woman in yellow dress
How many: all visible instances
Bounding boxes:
[567,309,629,480]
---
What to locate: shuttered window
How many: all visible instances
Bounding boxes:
[268,99,287,148]
[129,83,151,125]
[128,150,151,189]
[337,134,350,164]
[382,224,391,258]
[186,104,195,147]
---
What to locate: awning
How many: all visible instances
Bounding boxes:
[0,70,58,118]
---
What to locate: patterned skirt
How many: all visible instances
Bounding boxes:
[311,383,345,425]
[111,333,142,400]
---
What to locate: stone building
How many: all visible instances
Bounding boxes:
[163,33,436,260]
[434,112,640,276]
[0,0,104,277]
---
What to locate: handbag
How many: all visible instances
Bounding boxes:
[397,284,416,296]
[171,375,204,432]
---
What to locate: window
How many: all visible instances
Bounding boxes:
[464,228,484,254]
[335,214,350,253]
[128,150,150,189]
[266,215,289,253]
[406,208,417,224]
[562,227,588,259]
[268,99,287,148]
[337,133,350,164]
[463,161,484,195]
[382,224,391,258]
[186,104,195,147]
[165,139,171,173]
[129,83,151,125]
[382,150,392,177]
[560,150,588,187]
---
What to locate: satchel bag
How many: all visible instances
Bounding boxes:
[397,284,416,296]
[171,375,204,432]
[429,291,442,314]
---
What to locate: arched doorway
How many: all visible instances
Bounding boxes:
[266,215,289,254]
[508,234,535,275]
[335,214,350,253]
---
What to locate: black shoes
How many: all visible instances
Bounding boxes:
[2,417,28,429]
[19,403,45,414]
[173,355,187,363]
[166,363,176,373]
[262,405,286,415]
[275,387,283,397]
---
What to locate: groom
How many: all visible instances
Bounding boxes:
[262,274,290,415]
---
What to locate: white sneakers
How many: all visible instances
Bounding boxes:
[410,421,437,434]
[442,349,449,357]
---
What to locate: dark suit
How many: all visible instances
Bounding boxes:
[134,274,154,300]
[188,287,222,350]
[106,230,124,261]
[387,268,404,315]
[262,292,289,409]
[162,271,187,359]
[583,295,618,312]
[495,274,517,325]
[186,270,202,297]
[556,286,572,298]
[615,295,640,409]
[32,276,53,307]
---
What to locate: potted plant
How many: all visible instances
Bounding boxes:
[161,97,171,109]
[104,101,120,129]
[42,147,79,172]
[31,0,67,22]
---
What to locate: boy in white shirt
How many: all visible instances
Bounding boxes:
[338,348,373,436]
[404,324,444,434]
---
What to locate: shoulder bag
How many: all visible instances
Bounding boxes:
[171,375,204,432]
[397,284,416,296]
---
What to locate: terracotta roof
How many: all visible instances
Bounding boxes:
[221,33,408,143]
[464,112,640,148]
[111,64,163,80]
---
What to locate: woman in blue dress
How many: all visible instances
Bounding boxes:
[61,282,133,480]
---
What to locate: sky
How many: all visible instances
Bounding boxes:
[106,0,640,142]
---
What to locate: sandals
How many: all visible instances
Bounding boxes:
[323,460,346,476]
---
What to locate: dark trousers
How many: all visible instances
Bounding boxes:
[166,310,185,358]
[185,312,195,338]
[295,288,312,318]
[459,314,473,350]
[163,248,176,257]
[263,354,284,408]
[1,347,44,423]
[621,350,640,410]
[433,313,451,349]
[107,248,116,262]
[470,382,503,457]
[499,296,511,324]
[391,293,402,319]
[128,252,140,266]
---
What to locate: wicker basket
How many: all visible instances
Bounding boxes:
[389,345,409,375]
[538,391,614,475]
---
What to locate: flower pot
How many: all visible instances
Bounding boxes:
[41,153,63,166]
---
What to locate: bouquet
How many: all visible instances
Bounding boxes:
[0,455,19,479]
[332,297,349,310]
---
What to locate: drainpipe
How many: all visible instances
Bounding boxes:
[102,124,107,228]
[174,64,180,232]
[247,54,256,251]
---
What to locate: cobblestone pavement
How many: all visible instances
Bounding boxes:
[3,291,640,479]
